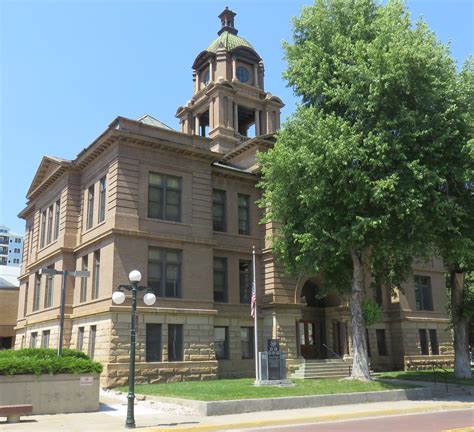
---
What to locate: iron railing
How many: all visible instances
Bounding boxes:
[322,343,351,376]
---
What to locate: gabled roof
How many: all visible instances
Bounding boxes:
[26,155,72,198]
[137,114,174,131]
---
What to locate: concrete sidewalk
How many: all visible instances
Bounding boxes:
[0,391,473,432]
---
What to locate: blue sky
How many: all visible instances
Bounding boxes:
[1,0,472,234]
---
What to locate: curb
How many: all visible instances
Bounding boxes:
[142,403,474,432]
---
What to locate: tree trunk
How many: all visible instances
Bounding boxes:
[350,248,371,381]
[450,269,472,379]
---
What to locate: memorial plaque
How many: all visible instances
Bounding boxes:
[268,353,281,380]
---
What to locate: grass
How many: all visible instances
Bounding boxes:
[118,378,416,401]
[378,369,474,387]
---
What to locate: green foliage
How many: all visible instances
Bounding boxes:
[362,298,382,326]
[259,0,468,292]
[0,349,103,376]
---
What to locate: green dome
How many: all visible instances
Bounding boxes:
[206,31,254,53]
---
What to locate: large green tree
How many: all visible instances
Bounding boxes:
[259,0,469,380]
[436,58,474,379]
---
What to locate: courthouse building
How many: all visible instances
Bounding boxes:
[15,9,453,387]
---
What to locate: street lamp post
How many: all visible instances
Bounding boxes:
[112,270,156,429]
[39,267,89,356]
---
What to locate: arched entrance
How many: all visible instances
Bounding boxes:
[297,278,348,359]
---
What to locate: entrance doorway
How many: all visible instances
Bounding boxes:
[332,320,348,357]
[298,320,322,359]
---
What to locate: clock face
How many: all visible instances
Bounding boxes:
[236,66,250,83]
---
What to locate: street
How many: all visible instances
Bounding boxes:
[238,409,474,432]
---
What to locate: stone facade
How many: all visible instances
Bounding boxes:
[14,8,453,387]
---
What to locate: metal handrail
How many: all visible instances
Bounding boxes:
[322,343,351,376]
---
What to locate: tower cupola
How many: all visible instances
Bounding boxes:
[175,8,284,154]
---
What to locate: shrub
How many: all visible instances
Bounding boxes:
[0,349,103,376]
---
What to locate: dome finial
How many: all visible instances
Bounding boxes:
[218,7,237,36]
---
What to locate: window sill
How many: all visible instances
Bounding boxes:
[83,220,106,235]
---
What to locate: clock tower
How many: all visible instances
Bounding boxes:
[176,7,284,154]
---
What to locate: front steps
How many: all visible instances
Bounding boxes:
[290,359,353,379]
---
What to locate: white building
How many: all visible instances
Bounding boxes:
[0,226,23,266]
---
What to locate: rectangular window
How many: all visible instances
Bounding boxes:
[148,247,181,298]
[419,329,429,355]
[46,204,54,244]
[86,185,94,229]
[80,256,88,303]
[40,210,46,248]
[376,329,387,356]
[98,176,106,223]
[30,332,38,348]
[33,273,41,312]
[429,329,439,355]
[214,327,229,360]
[148,173,181,222]
[92,251,100,299]
[146,323,162,362]
[41,330,50,348]
[168,324,183,361]
[239,260,252,303]
[238,194,250,235]
[213,257,228,302]
[54,199,60,240]
[212,189,226,231]
[44,265,54,308]
[88,325,97,359]
[414,275,433,311]
[241,327,254,359]
[366,328,371,357]
[77,327,85,351]
[375,285,383,307]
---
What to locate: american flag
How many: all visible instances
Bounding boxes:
[250,281,256,319]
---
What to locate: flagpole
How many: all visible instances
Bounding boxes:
[252,245,259,383]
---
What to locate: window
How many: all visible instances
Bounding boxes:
[214,327,229,360]
[236,66,250,83]
[98,176,106,223]
[14,248,20,253]
[92,251,100,299]
[15,238,21,243]
[168,324,183,361]
[54,199,60,240]
[376,329,387,356]
[419,329,429,355]
[374,285,383,307]
[46,204,53,244]
[414,275,433,311]
[146,324,162,362]
[30,332,38,348]
[212,189,226,231]
[238,194,250,235]
[33,273,41,312]
[241,327,254,359]
[239,260,252,303]
[88,325,97,358]
[429,329,439,355]
[77,327,85,351]
[41,330,50,348]
[86,185,95,229]
[80,256,88,303]
[44,265,54,308]
[366,328,371,357]
[213,257,227,302]
[148,173,182,222]
[148,247,181,298]
[40,210,46,248]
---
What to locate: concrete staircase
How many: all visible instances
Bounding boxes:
[290,359,352,379]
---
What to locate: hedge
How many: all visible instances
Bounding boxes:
[0,348,103,376]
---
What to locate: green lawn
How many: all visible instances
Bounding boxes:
[118,378,416,401]
[378,369,474,387]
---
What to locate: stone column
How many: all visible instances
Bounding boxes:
[195,116,200,136]
[193,70,197,94]
[255,109,260,136]
[209,99,214,130]
[232,57,237,81]
[254,64,259,88]
[209,60,213,83]
[227,98,233,128]
[234,103,239,133]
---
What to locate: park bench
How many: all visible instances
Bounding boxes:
[0,404,33,423]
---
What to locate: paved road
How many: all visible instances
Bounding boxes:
[237,409,474,432]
